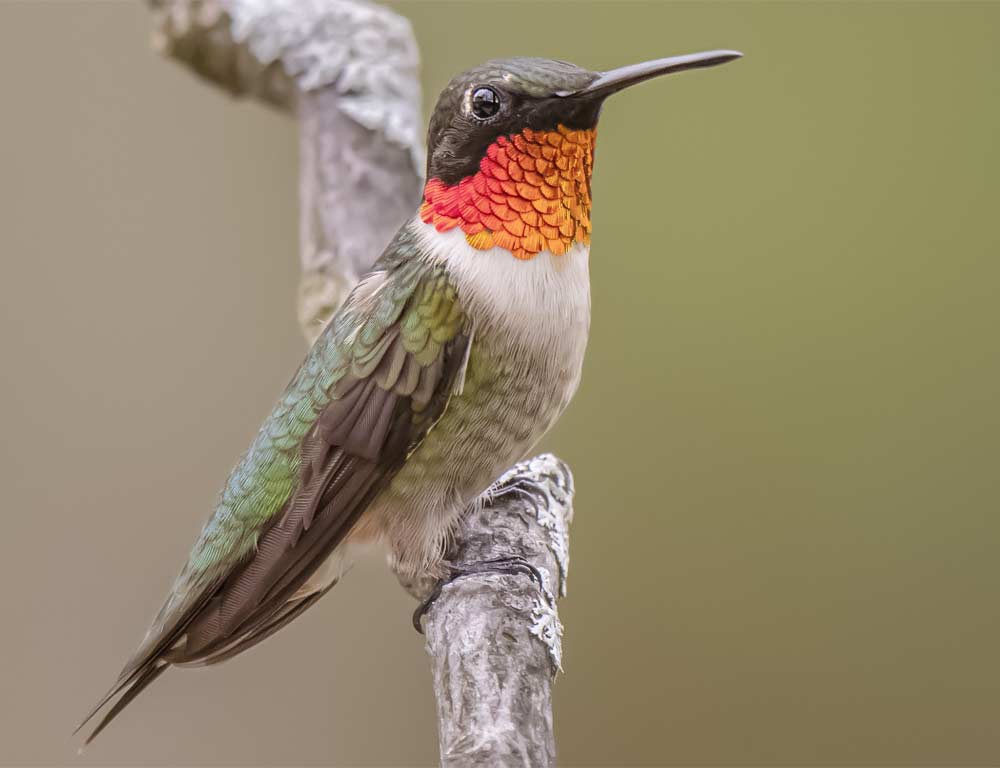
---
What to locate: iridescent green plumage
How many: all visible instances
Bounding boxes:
[79,231,470,742]
[183,242,461,576]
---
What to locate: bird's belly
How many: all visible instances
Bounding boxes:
[355,303,588,575]
[318,233,592,582]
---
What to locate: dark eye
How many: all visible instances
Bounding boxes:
[470,86,501,120]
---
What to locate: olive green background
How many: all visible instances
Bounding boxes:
[1,1,998,765]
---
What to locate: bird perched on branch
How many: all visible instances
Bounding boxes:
[78,50,741,744]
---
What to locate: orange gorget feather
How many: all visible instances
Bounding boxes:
[420,125,595,260]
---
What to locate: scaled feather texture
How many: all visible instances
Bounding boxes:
[421,126,595,260]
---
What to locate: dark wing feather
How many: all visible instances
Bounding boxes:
[177,583,336,668]
[78,259,468,743]
[177,319,469,661]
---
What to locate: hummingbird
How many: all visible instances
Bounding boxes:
[77,50,741,744]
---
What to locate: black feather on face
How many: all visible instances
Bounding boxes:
[426,58,601,185]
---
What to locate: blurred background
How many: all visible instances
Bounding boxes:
[2,1,998,765]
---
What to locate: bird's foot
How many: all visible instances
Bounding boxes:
[411,556,543,633]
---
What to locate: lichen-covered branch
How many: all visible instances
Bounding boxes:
[150,0,423,340]
[296,83,420,340]
[425,455,574,768]
[150,4,573,764]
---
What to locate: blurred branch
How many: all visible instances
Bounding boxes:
[150,0,423,340]
[149,2,572,764]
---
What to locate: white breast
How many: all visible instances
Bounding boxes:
[408,217,592,359]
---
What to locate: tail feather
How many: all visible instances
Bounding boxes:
[73,574,225,746]
[76,661,169,746]
[73,668,144,737]
[73,587,328,745]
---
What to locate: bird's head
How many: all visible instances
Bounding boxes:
[420,52,741,260]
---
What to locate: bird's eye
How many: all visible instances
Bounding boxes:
[470,86,501,120]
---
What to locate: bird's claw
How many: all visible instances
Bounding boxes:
[412,555,544,633]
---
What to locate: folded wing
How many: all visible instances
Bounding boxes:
[79,253,469,743]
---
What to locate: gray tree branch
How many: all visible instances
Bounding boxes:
[149,3,572,764]
[427,455,574,767]
[151,0,423,340]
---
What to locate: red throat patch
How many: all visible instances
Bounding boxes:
[420,125,595,260]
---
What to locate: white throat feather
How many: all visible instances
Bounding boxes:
[408,217,591,349]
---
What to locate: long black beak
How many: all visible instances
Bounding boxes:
[559,50,743,99]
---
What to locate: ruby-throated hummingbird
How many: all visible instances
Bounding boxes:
[77,50,741,744]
